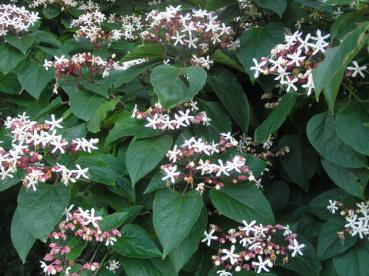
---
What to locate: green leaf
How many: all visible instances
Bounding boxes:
[17,184,70,240]
[0,45,24,74]
[313,24,369,111]
[113,224,162,258]
[126,135,172,187]
[11,208,37,263]
[208,68,250,132]
[67,89,105,121]
[255,93,298,143]
[150,65,207,110]
[264,180,290,212]
[335,103,369,156]
[122,258,177,276]
[122,43,165,61]
[153,190,203,258]
[16,60,54,100]
[169,208,208,272]
[0,72,21,94]
[100,212,129,231]
[66,237,87,261]
[206,0,237,10]
[317,218,358,260]
[333,243,369,276]
[321,159,369,199]
[306,112,367,168]
[105,113,160,146]
[309,189,354,220]
[235,22,285,81]
[254,0,287,17]
[87,99,119,133]
[209,183,274,224]
[278,134,318,191]
[6,34,36,54]
[0,170,25,192]
[80,80,109,98]
[330,12,369,41]
[78,154,122,186]
[29,30,61,48]
[42,5,61,19]
[144,172,165,194]
[213,49,244,72]
[198,100,231,133]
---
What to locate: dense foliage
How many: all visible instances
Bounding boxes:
[1,0,369,275]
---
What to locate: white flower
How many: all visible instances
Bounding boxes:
[252,255,272,273]
[288,239,305,257]
[201,229,218,246]
[221,245,240,265]
[347,61,367,78]
[162,165,180,183]
[83,208,102,228]
[45,114,63,130]
[327,199,339,214]
[240,220,256,235]
[105,236,117,246]
[216,270,232,276]
[250,58,267,78]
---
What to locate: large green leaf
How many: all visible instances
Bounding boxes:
[208,69,250,132]
[0,45,25,74]
[313,24,369,111]
[126,135,172,187]
[17,184,70,240]
[11,208,37,263]
[153,190,203,257]
[99,212,129,231]
[66,89,105,121]
[235,22,285,81]
[306,112,367,168]
[87,99,119,133]
[16,60,54,100]
[150,65,207,110]
[209,183,274,224]
[0,72,21,94]
[278,134,318,191]
[335,103,369,156]
[317,218,358,260]
[122,258,177,276]
[333,243,369,276]
[105,113,160,146]
[122,42,165,61]
[169,208,208,272]
[254,0,287,17]
[78,154,122,186]
[321,159,369,199]
[254,93,298,143]
[113,224,162,258]
[6,34,36,54]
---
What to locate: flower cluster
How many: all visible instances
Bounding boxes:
[0,4,40,36]
[238,134,290,162]
[30,0,78,10]
[131,100,211,131]
[161,133,260,194]
[142,5,238,69]
[44,53,143,82]
[202,221,305,275]
[250,30,330,95]
[107,14,143,41]
[41,205,121,276]
[234,0,262,31]
[327,199,369,240]
[0,113,98,191]
[71,10,142,45]
[346,61,368,79]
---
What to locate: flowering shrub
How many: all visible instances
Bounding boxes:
[1,0,369,276]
